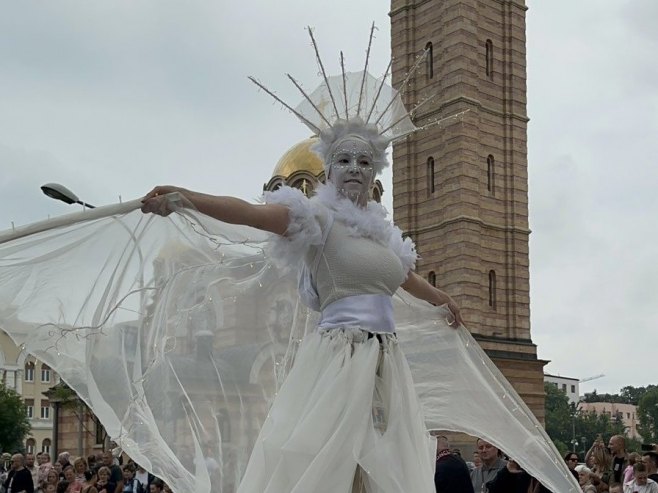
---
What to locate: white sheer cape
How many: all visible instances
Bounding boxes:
[0,200,579,493]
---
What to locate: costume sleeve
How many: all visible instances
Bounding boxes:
[263,186,324,269]
[388,225,417,275]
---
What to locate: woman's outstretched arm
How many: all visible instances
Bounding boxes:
[141,185,289,235]
[400,271,464,327]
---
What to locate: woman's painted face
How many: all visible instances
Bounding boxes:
[328,136,375,205]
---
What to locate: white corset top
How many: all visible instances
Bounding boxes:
[310,221,406,312]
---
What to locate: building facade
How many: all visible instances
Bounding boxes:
[390,0,547,421]
[545,373,580,405]
[579,401,641,440]
[0,330,57,454]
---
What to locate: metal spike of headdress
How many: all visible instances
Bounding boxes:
[249,23,468,175]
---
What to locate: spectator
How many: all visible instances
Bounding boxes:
[133,465,153,492]
[86,456,97,476]
[73,458,88,486]
[38,452,53,486]
[623,452,641,484]
[58,453,72,471]
[56,480,70,493]
[487,459,549,493]
[44,468,60,492]
[80,470,98,493]
[609,435,630,485]
[624,463,658,493]
[63,465,81,493]
[565,451,580,481]
[95,467,117,493]
[44,483,57,493]
[575,465,598,493]
[643,452,658,482]
[148,479,163,493]
[120,464,143,493]
[26,452,39,489]
[587,437,612,485]
[2,453,35,493]
[609,483,623,493]
[470,438,507,493]
[100,453,121,485]
[53,462,64,481]
[433,435,474,493]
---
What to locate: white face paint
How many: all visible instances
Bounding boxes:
[327,136,375,207]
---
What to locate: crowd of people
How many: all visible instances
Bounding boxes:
[0,450,172,493]
[434,434,658,493]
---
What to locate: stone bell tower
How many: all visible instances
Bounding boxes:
[390,0,547,421]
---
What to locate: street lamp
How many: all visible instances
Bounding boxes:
[40,183,96,209]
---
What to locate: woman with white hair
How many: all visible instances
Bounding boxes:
[575,465,598,493]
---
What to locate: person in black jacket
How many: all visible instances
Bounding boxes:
[486,459,551,493]
[2,453,35,493]
[434,435,475,493]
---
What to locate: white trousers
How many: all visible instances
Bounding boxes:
[237,328,436,493]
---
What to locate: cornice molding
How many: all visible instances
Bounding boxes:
[406,214,531,236]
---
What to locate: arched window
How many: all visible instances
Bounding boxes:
[42,438,51,454]
[428,271,436,287]
[487,155,495,195]
[26,438,36,454]
[41,364,51,383]
[485,39,494,79]
[427,157,435,196]
[425,42,434,79]
[488,270,497,310]
[24,361,35,382]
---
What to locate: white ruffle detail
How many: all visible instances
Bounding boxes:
[263,186,322,269]
[312,183,418,274]
[389,226,418,274]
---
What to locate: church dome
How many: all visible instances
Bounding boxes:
[271,137,324,179]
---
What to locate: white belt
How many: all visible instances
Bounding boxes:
[317,294,395,333]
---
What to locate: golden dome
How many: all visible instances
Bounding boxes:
[272,137,324,178]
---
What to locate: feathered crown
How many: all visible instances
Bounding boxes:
[249,23,467,176]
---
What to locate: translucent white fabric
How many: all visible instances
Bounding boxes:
[0,201,580,493]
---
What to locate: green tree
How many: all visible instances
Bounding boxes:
[0,383,31,452]
[545,382,572,447]
[638,387,658,443]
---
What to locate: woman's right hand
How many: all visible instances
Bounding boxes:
[141,186,189,216]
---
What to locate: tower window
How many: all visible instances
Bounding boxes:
[487,155,495,195]
[488,270,497,310]
[427,157,435,196]
[428,271,436,287]
[425,42,434,79]
[485,39,494,79]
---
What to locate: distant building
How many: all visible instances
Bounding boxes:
[579,401,641,440]
[0,330,58,454]
[545,373,580,405]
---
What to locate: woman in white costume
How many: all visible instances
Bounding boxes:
[141,115,463,493]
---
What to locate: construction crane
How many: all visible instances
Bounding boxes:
[580,374,605,384]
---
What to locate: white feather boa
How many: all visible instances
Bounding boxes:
[263,183,417,274]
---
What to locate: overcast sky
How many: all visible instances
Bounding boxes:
[1,1,656,395]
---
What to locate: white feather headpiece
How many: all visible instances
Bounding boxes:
[249,23,467,176]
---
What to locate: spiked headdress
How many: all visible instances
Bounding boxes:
[249,23,466,176]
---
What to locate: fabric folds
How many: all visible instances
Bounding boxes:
[0,202,580,493]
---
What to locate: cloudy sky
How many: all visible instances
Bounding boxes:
[1,1,656,395]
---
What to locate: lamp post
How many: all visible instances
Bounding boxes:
[40,183,96,209]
